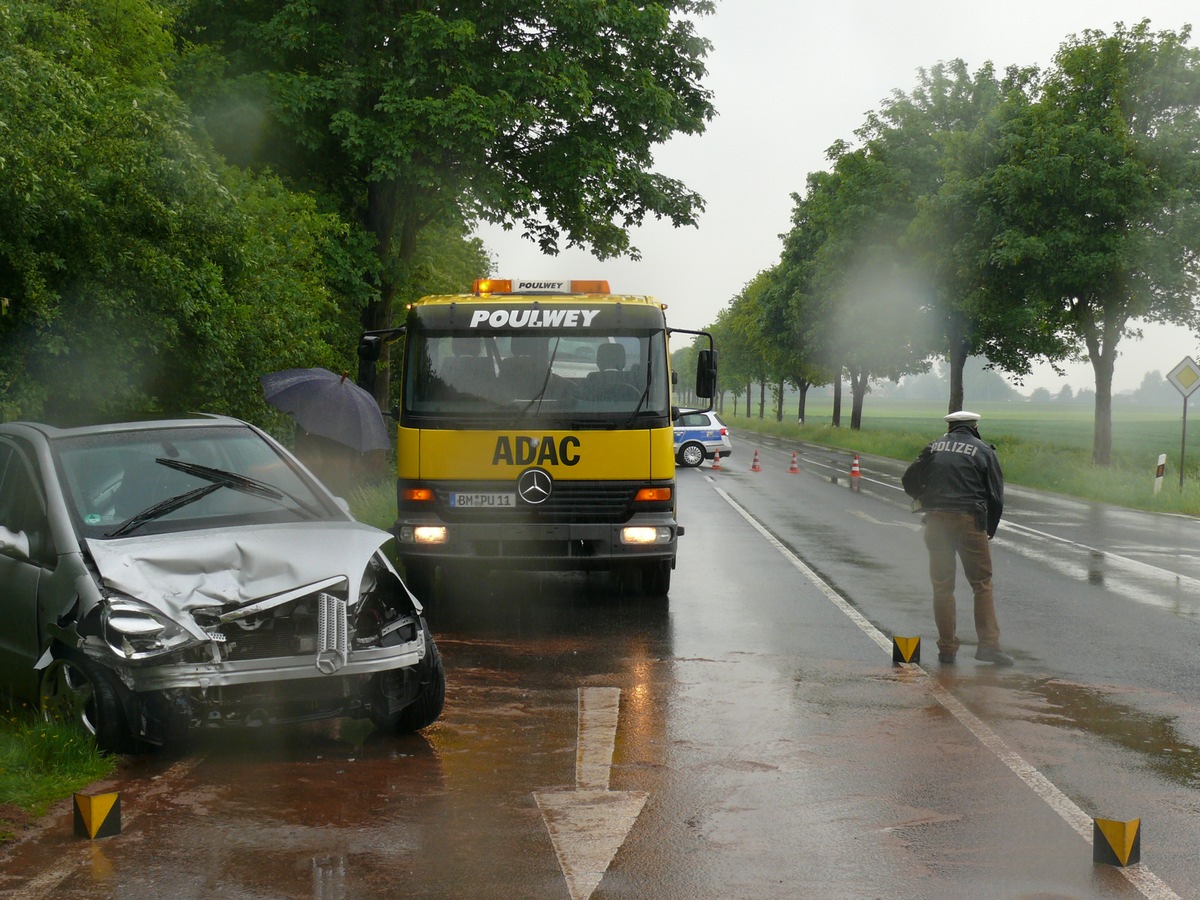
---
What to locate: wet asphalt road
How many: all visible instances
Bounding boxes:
[3,441,1200,899]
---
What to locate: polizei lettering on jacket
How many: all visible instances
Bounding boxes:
[492,435,582,466]
[931,440,978,457]
[469,309,601,328]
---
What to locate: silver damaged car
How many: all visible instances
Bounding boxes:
[0,416,444,752]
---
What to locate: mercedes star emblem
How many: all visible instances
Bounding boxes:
[517,467,553,505]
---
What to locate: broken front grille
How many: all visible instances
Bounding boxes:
[218,592,348,662]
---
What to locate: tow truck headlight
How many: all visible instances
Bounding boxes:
[399,525,448,545]
[621,526,673,545]
[101,597,194,659]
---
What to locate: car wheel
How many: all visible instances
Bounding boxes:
[677,442,705,468]
[640,561,672,596]
[371,620,445,734]
[40,651,131,753]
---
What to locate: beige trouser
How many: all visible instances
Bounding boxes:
[922,510,1001,654]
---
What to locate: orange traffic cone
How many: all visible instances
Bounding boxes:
[788,451,800,474]
[711,452,722,470]
[751,449,761,472]
[850,453,861,491]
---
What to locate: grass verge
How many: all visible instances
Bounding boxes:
[0,706,115,844]
[722,398,1200,516]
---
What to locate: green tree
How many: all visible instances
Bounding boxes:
[0,0,372,424]
[984,22,1200,464]
[176,0,716,405]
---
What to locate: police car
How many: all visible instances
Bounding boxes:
[673,411,733,467]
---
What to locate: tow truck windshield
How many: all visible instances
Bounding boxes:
[405,330,669,424]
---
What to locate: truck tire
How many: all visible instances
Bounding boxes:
[403,560,437,603]
[640,561,672,596]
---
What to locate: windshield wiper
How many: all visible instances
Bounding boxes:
[159,457,325,519]
[515,337,563,420]
[621,367,654,428]
[155,458,284,500]
[106,482,225,538]
[106,458,302,538]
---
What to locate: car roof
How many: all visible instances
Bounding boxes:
[0,414,247,442]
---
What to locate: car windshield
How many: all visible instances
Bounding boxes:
[53,425,337,538]
[404,330,669,424]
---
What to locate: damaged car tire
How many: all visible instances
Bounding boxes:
[370,622,445,734]
[40,651,131,754]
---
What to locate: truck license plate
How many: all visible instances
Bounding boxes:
[449,492,515,508]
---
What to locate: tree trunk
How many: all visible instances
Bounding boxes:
[361,179,416,408]
[796,380,809,425]
[849,366,868,430]
[745,381,751,418]
[775,379,784,422]
[1086,326,1117,466]
[758,381,765,419]
[831,366,843,428]
[947,335,970,414]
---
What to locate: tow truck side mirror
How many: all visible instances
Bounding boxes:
[357,335,382,392]
[695,349,717,399]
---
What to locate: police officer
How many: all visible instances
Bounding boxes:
[903,410,1013,666]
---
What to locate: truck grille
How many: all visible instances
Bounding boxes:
[436,481,640,523]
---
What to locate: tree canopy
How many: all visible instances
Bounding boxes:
[715,21,1200,462]
[176,0,717,403]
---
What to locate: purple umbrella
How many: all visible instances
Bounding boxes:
[260,368,390,452]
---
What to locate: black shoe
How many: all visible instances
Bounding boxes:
[975,646,1014,666]
[938,651,956,664]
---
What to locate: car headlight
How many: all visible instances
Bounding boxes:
[101,597,195,659]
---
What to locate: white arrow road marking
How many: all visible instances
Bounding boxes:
[534,687,648,900]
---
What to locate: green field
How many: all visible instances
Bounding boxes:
[720,398,1200,516]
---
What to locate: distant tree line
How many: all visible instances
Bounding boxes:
[692,22,1200,465]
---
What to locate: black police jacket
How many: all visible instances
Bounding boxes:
[902,424,1004,537]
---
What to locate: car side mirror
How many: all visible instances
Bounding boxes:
[0,526,30,561]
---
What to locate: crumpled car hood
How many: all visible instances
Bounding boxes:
[86,521,391,622]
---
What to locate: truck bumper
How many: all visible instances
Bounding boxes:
[394,514,678,571]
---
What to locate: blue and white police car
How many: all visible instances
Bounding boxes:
[673,411,733,467]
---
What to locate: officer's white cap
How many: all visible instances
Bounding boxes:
[944,410,981,423]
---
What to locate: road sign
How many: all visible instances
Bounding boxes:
[1167,357,1200,397]
[1167,357,1200,489]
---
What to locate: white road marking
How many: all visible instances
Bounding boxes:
[534,687,648,900]
[711,483,1181,900]
[850,510,923,531]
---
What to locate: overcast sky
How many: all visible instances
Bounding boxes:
[472,1,1200,394]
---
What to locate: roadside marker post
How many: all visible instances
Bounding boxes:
[74,791,120,840]
[1093,817,1140,867]
[1154,453,1166,495]
[891,636,921,664]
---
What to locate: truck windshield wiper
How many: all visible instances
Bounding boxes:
[622,368,654,428]
[515,337,563,419]
[106,458,308,538]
